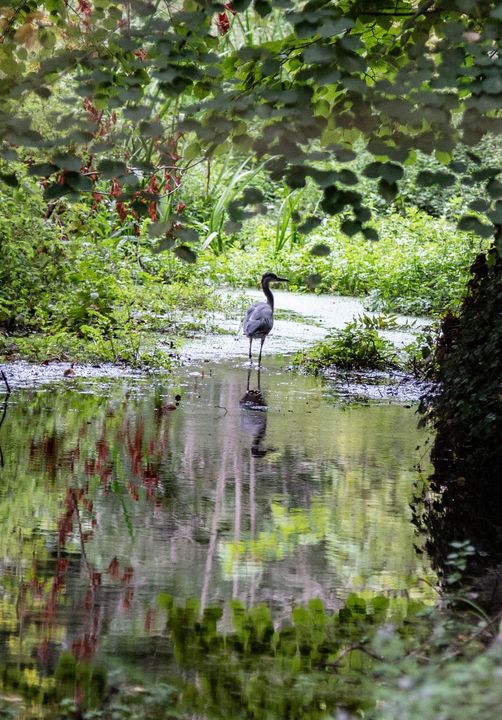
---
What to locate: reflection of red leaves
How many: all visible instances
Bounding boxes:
[56,558,69,575]
[108,556,121,579]
[92,572,101,587]
[128,483,139,501]
[122,566,134,585]
[83,98,101,124]
[84,588,93,611]
[37,640,50,664]
[85,459,97,474]
[144,608,155,633]
[121,588,134,611]
[72,633,97,661]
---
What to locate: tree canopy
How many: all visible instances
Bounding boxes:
[1,0,502,251]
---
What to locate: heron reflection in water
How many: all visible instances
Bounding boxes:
[240,367,269,458]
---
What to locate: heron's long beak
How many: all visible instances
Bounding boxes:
[277,277,289,282]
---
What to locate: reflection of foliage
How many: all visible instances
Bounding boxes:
[2,590,502,720]
[156,593,411,720]
[219,500,330,575]
[0,376,435,717]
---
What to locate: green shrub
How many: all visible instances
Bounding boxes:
[293,316,399,372]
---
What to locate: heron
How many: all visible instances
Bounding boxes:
[243,272,288,366]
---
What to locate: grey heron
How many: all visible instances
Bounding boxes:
[243,272,288,366]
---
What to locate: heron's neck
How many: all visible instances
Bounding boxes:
[262,279,274,309]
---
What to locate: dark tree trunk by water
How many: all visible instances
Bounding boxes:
[418,244,502,611]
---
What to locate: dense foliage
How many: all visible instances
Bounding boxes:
[0,1,502,251]
[292,315,400,372]
[0,171,221,365]
[417,249,502,594]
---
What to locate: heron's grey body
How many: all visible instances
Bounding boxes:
[243,272,288,365]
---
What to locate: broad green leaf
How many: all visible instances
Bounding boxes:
[28,163,58,177]
[148,222,171,238]
[0,173,18,188]
[98,159,128,178]
[310,243,331,257]
[458,215,494,237]
[174,245,197,263]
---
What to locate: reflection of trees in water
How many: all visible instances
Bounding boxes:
[0,372,434,693]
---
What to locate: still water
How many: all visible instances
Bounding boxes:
[0,294,435,716]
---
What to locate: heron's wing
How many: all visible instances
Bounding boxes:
[243,302,273,336]
[243,302,260,328]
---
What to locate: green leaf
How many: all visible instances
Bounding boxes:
[52,153,82,171]
[64,172,94,191]
[152,237,175,254]
[298,216,322,233]
[341,220,362,236]
[489,201,502,224]
[363,227,379,241]
[363,162,383,179]
[27,163,56,178]
[241,187,265,204]
[98,159,128,178]
[338,169,358,186]
[469,199,489,213]
[310,243,331,257]
[254,0,272,17]
[380,162,403,183]
[378,179,398,201]
[458,215,494,237]
[487,179,502,198]
[148,222,171,238]
[318,18,354,37]
[173,227,199,243]
[0,172,18,188]
[174,245,197,263]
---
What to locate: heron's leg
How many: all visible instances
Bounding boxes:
[248,337,253,363]
[258,337,265,367]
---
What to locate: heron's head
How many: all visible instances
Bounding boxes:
[261,272,289,285]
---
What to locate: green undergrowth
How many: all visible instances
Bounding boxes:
[292,315,424,374]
